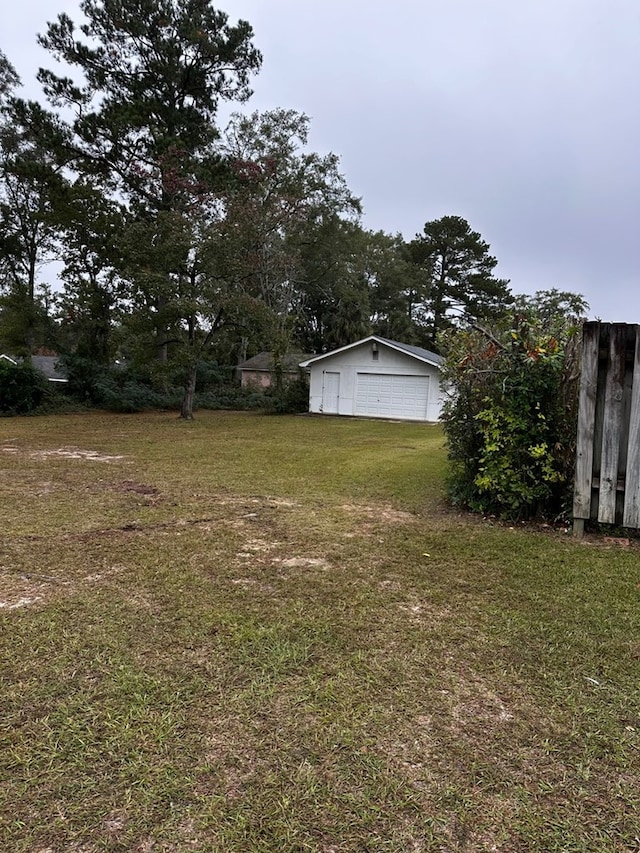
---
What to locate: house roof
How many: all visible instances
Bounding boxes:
[31,355,68,382]
[238,352,314,372]
[0,353,68,382]
[298,336,444,368]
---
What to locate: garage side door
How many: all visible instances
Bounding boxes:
[321,371,340,414]
[355,373,429,420]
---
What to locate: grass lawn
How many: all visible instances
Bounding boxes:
[1,410,639,852]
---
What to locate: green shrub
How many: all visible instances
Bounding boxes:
[0,360,47,415]
[440,313,582,520]
[59,353,266,414]
[261,373,310,414]
[196,385,263,411]
[59,355,167,411]
[194,360,235,391]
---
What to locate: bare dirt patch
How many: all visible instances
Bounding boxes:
[276,556,332,570]
[397,599,452,625]
[115,480,160,496]
[340,503,417,523]
[103,814,127,834]
[0,559,129,611]
[241,537,280,554]
[0,565,62,610]
[30,447,127,463]
[447,676,515,728]
[83,564,126,583]
[111,480,163,505]
[230,577,276,594]
[0,595,42,610]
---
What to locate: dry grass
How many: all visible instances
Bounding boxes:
[1,411,639,852]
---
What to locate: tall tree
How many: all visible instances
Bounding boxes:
[55,181,127,364]
[512,288,589,331]
[120,188,271,419]
[0,50,19,102]
[366,231,426,344]
[0,98,68,355]
[38,0,262,212]
[294,220,372,352]
[408,215,512,350]
[37,0,262,416]
[217,109,361,367]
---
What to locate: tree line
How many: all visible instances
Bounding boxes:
[0,0,580,421]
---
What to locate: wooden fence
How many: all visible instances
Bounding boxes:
[573,322,640,535]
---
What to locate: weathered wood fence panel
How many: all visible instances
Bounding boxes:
[573,322,640,534]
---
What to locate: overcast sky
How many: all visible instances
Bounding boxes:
[3,0,640,320]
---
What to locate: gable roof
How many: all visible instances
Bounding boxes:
[31,355,68,382]
[0,353,68,382]
[238,351,314,372]
[298,336,444,368]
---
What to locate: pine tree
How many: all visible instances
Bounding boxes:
[409,215,512,350]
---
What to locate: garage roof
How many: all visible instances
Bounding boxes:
[298,336,444,369]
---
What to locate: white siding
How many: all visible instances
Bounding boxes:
[307,341,444,421]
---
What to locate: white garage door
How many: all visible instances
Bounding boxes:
[355,373,430,420]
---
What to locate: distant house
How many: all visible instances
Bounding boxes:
[30,356,68,384]
[299,335,445,422]
[0,353,68,384]
[237,352,312,389]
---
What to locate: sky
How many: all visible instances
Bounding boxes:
[3,0,640,321]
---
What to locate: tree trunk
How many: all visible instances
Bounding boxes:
[180,362,198,420]
[155,294,169,363]
[25,249,37,354]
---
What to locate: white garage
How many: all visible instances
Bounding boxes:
[299,336,445,422]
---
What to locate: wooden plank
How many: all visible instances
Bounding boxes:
[573,323,600,520]
[623,327,640,527]
[598,325,627,524]
[617,326,636,474]
[591,327,609,481]
[591,476,625,491]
